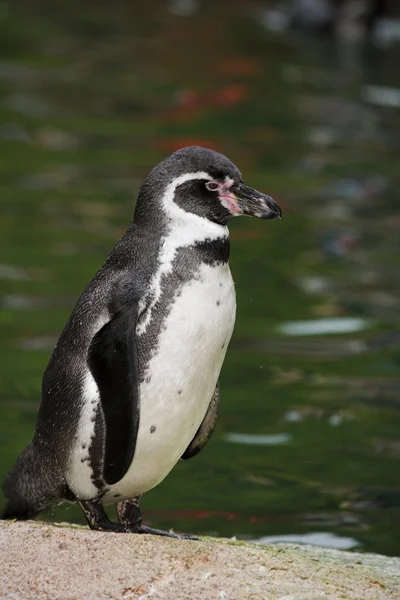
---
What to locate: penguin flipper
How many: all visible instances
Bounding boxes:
[88,308,139,485]
[181,383,220,460]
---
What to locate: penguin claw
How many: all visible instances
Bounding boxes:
[170,532,200,541]
[130,524,200,540]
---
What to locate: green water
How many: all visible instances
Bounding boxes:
[1,2,399,556]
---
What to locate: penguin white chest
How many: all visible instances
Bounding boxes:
[106,262,236,501]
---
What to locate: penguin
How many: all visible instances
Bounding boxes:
[1,146,281,538]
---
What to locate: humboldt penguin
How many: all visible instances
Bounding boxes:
[2,146,281,537]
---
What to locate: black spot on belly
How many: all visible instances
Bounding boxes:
[150,425,156,433]
[216,300,221,306]
[145,375,152,384]
[113,493,121,498]
[82,443,87,449]
[178,389,182,395]
[221,343,225,349]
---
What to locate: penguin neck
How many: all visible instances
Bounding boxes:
[165,210,228,245]
[156,212,229,270]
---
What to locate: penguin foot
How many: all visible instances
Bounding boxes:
[79,499,199,538]
[116,497,199,539]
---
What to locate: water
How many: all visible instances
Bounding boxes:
[1,2,399,556]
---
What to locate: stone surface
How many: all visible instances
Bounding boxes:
[0,520,399,599]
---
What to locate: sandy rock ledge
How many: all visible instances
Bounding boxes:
[0,521,399,600]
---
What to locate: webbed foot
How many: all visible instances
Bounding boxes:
[116,496,199,540]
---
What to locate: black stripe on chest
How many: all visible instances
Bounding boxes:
[193,236,230,264]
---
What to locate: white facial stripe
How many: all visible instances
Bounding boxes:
[161,171,212,218]
[137,171,229,336]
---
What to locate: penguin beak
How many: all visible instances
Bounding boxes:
[234,184,282,220]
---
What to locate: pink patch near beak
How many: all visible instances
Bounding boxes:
[219,192,242,215]
[215,178,242,215]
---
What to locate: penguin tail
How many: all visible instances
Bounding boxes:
[1,441,60,520]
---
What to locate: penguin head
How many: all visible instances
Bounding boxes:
[135,146,281,226]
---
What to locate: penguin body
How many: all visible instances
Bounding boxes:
[2,147,281,534]
[67,217,235,504]
[104,259,235,503]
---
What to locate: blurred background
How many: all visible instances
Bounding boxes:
[1,0,399,556]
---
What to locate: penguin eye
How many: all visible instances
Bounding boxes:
[205,181,220,192]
